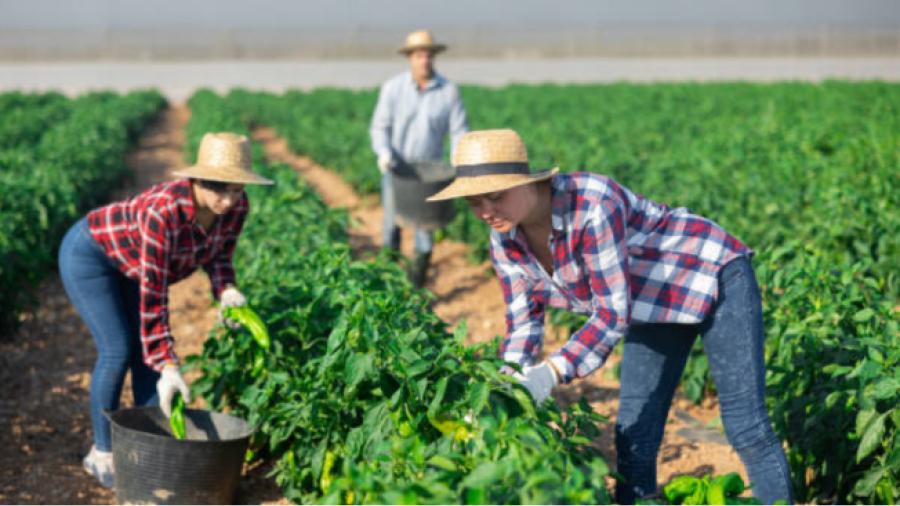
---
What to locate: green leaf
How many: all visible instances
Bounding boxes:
[824,390,843,409]
[453,320,469,344]
[461,461,504,489]
[887,445,900,470]
[850,359,883,381]
[871,378,899,400]
[428,376,448,419]
[868,346,884,364]
[857,412,887,463]
[856,409,877,436]
[345,353,375,391]
[569,435,593,445]
[406,359,432,377]
[875,477,895,505]
[511,387,537,419]
[822,364,853,377]
[469,382,489,414]
[853,308,875,322]
[853,466,885,497]
[427,454,458,472]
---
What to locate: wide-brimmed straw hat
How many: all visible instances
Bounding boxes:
[173,132,273,185]
[398,29,447,55]
[426,129,558,201]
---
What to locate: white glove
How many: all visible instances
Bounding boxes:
[519,362,559,405]
[157,364,191,418]
[221,286,247,307]
[377,152,393,175]
[219,286,247,329]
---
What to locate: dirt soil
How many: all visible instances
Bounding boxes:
[0,107,746,505]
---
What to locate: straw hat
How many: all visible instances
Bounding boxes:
[398,29,447,55]
[173,132,273,185]
[426,129,558,201]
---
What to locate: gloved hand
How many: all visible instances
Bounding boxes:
[519,361,559,404]
[219,286,247,329]
[377,152,393,175]
[157,364,191,418]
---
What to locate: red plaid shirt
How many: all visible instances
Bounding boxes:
[491,173,751,383]
[87,179,248,371]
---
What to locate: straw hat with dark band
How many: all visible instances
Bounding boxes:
[398,29,447,54]
[174,132,274,185]
[426,129,558,201]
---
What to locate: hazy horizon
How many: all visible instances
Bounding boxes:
[1,0,897,59]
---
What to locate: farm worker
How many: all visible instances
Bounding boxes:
[58,132,273,488]
[427,129,793,504]
[370,29,469,287]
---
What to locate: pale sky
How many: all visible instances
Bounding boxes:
[1,0,897,29]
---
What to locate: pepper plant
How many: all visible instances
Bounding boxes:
[184,91,615,504]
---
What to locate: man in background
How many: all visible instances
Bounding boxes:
[370,29,469,287]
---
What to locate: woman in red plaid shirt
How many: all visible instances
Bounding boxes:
[58,132,272,488]
[428,129,792,504]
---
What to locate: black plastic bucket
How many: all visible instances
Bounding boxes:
[106,407,253,504]
[391,160,456,230]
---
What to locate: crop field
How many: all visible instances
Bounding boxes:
[0,81,897,504]
[0,90,165,331]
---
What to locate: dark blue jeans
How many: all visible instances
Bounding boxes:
[615,257,793,504]
[58,217,159,452]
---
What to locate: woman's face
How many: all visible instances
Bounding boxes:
[464,184,537,234]
[193,181,245,215]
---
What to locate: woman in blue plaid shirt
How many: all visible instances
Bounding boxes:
[428,129,793,504]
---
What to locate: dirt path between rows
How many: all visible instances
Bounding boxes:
[252,126,749,491]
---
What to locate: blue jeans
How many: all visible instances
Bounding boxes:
[58,217,159,452]
[615,257,793,504]
[381,172,433,254]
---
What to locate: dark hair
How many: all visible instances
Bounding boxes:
[193,179,232,192]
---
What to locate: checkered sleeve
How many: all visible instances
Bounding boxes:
[137,206,178,372]
[550,197,631,382]
[203,196,248,299]
[490,233,546,369]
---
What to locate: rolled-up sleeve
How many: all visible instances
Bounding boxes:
[550,198,631,382]
[369,81,394,158]
[491,234,546,368]
[137,208,178,371]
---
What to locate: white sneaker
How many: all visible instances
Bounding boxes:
[83,445,115,489]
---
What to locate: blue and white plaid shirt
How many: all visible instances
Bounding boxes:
[491,173,751,383]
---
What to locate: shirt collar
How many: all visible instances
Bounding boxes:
[174,179,196,222]
[407,71,444,91]
[550,174,569,233]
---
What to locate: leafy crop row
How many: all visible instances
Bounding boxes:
[0,91,72,150]
[0,90,166,333]
[184,90,614,504]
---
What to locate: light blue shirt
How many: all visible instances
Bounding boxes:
[369,71,469,163]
